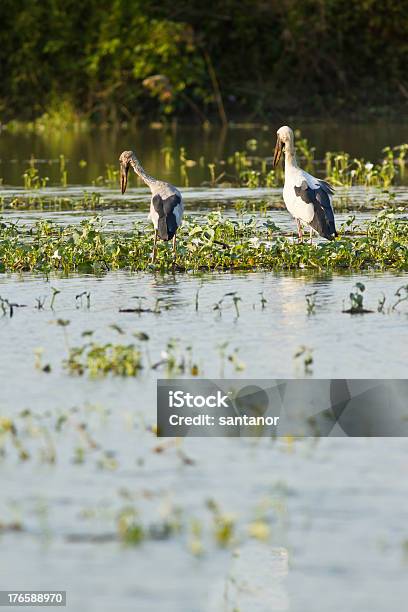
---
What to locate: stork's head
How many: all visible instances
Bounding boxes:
[119,150,134,194]
[273,126,294,167]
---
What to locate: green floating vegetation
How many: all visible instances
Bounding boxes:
[64,343,143,377]
[0,210,407,275]
[63,336,202,378]
[59,334,245,379]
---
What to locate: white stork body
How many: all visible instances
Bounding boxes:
[283,166,316,224]
[119,151,184,261]
[273,126,337,241]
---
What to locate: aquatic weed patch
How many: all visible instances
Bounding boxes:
[0,210,407,274]
[63,336,204,378]
[64,343,143,377]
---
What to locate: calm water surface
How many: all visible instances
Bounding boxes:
[1,122,408,186]
[1,270,408,611]
[0,125,408,612]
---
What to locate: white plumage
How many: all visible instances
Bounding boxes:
[273,126,337,241]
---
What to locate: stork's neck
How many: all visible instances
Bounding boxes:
[284,141,298,170]
[130,155,158,188]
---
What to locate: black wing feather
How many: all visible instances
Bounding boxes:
[294,180,337,240]
[152,194,181,241]
[317,179,335,195]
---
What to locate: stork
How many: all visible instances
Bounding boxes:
[272,126,337,242]
[119,151,184,262]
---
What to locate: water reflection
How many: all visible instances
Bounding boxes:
[2,122,408,186]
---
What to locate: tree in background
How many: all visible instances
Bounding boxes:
[0,0,407,123]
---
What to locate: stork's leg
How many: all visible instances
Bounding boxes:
[296,219,303,242]
[172,232,177,263]
[309,227,313,245]
[152,230,158,263]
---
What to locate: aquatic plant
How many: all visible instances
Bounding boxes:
[50,287,60,310]
[213,291,242,317]
[93,164,120,187]
[0,192,109,212]
[294,345,314,374]
[76,291,91,309]
[59,155,68,187]
[343,282,373,314]
[0,209,407,275]
[230,137,407,188]
[195,281,204,311]
[64,342,143,377]
[392,285,408,310]
[206,499,236,548]
[324,144,408,188]
[62,333,202,378]
[295,132,315,170]
[259,291,267,309]
[305,290,318,315]
[22,165,49,190]
[154,339,200,376]
[247,519,270,541]
[0,296,27,317]
[377,293,386,313]
[189,519,205,556]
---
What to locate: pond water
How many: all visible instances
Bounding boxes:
[1,269,408,611]
[1,124,408,611]
[1,121,408,187]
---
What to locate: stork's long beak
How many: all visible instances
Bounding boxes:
[120,163,129,194]
[273,136,284,168]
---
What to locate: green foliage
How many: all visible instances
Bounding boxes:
[342,282,373,314]
[325,145,408,187]
[64,342,143,377]
[349,283,366,312]
[0,210,407,275]
[1,0,408,122]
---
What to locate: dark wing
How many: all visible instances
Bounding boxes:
[317,179,335,195]
[294,180,337,240]
[152,193,181,241]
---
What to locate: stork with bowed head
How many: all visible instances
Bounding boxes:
[273,126,337,242]
[119,151,184,262]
